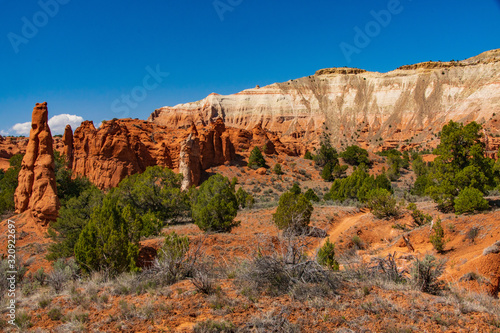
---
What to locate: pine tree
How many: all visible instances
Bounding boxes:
[248,147,266,169]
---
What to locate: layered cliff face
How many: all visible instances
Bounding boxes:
[149,49,500,152]
[14,102,60,225]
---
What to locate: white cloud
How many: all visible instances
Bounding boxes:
[48,114,84,135]
[5,114,84,136]
[11,122,31,136]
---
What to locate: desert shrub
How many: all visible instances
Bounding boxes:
[304,188,319,202]
[351,235,365,249]
[143,232,202,286]
[190,265,216,295]
[273,192,313,233]
[273,163,283,175]
[113,166,189,233]
[48,307,63,321]
[194,319,235,333]
[248,147,266,169]
[38,294,52,309]
[407,203,432,227]
[304,150,314,160]
[236,187,254,210]
[366,188,400,219]
[74,196,141,274]
[33,267,47,286]
[466,226,480,243]
[14,310,32,330]
[245,195,255,209]
[0,154,22,215]
[289,183,301,195]
[47,186,104,260]
[240,233,339,298]
[317,239,339,270]
[483,241,500,256]
[245,308,300,333]
[372,253,407,284]
[191,174,239,232]
[411,255,445,294]
[454,186,489,214]
[48,259,79,293]
[340,145,371,166]
[430,217,445,253]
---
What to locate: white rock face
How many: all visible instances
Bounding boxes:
[149,49,500,150]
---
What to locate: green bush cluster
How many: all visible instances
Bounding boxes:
[411,121,495,213]
[314,141,347,181]
[340,145,370,166]
[53,166,242,275]
[0,154,23,215]
[377,149,409,180]
[329,164,392,203]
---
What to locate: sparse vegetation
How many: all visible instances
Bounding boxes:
[430,217,445,253]
[411,255,445,294]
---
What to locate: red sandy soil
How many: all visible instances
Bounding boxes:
[1,155,500,332]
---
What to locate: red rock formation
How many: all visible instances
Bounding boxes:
[0,136,29,170]
[71,119,174,189]
[63,124,73,168]
[200,118,235,169]
[179,124,202,190]
[14,102,60,225]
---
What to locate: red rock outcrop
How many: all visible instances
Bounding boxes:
[0,136,28,170]
[14,102,60,225]
[62,124,73,168]
[199,118,235,169]
[70,119,175,189]
[64,116,291,190]
[179,124,202,190]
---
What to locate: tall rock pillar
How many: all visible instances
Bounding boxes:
[14,102,60,225]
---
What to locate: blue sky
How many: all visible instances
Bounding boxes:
[0,0,499,135]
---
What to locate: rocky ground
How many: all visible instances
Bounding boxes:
[1,153,500,332]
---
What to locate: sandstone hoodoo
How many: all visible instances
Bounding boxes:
[62,124,73,169]
[179,123,202,190]
[149,49,500,152]
[14,102,60,225]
